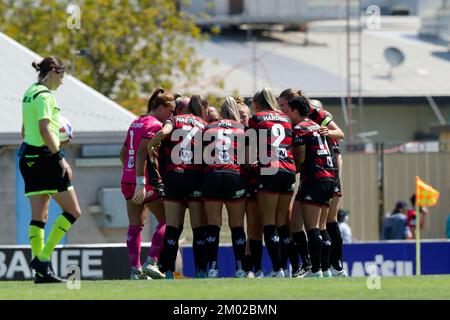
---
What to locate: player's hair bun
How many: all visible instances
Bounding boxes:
[32,61,41,71]
[235,96,245,105]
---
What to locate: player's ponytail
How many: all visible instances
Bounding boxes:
[253,87,279,111]
[147,88,165,113]
[235,96,245,106]
[188,94,204,118]
[147,88,174,114]
[32,61,41,71]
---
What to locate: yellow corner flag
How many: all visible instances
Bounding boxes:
[416,176,440,207]
[414,176,440,276]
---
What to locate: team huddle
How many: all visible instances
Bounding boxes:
[19,56,346,283]
[120,87,347,279]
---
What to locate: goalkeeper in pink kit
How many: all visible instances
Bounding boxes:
[120,88,176,280]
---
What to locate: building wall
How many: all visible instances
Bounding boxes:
[0,148,17,244]
[340,153,379,241]
[326,103,450,143]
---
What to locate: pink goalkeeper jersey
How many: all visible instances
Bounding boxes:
[121,115,162,184]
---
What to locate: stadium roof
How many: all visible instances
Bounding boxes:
[0,32,136,146]
[177,22,450,99]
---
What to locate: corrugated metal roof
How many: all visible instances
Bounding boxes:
[0,32,136,143]
[176,26,450,98]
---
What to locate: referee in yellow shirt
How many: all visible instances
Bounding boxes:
[20,56,81,283]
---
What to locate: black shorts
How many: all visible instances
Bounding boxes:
[203,171,246,201]
[163,170,203,202]
[246,179,258,200]
[245,167,259,199]
[333,177,342,198]
[18,143,72,197]
[257,170,296,194]
[296,180,335,207]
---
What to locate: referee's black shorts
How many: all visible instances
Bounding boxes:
[18,143,72,197]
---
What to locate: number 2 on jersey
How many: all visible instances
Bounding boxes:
[272,124,288,158]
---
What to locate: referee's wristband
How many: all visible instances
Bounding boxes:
[51,150,64,161]
[136,176,146,185]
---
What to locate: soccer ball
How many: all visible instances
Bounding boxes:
[59,116,73,143]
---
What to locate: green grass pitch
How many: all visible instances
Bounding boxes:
[1,276,450,300]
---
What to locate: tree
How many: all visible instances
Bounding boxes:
[0,0,207,111]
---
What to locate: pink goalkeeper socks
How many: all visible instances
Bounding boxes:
[126,225,143,267]
[148,222,166,261]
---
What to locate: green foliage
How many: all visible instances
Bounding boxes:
[0,0,206,105]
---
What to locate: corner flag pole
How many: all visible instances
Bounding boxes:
[415,175,439,276]
[415,203,421,276]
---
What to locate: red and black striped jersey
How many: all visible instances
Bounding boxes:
[322,109,340,174]
[330,138,341,154]
[327,137,341,176]
[308,107,332,127]
[249,110,296,174]
[293,119,336,183]
[203,119,246,174]
[161,114,207,173]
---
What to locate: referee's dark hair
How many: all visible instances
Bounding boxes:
[32,56,65,82]
[287,95,310,117]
